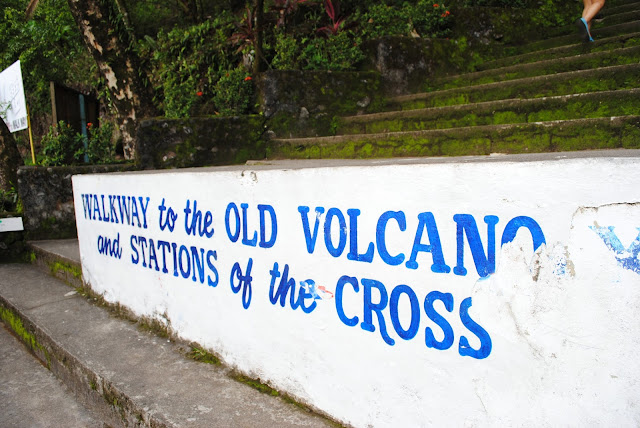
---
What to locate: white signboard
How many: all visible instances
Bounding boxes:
[73,155,640,427]
[0,217,24,232]
[0,61,28,133]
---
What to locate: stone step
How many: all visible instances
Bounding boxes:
[0,322,101,427]
[338,89,639,135]
[268,115,640,159]
[475,32,640,72]
[507,20,640,55]
[387,63,640,111]
[430,44,640,91]
[0,242,336,428]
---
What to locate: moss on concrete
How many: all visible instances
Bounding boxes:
[339,89,640,136]
[270,116,640,159]
[392,64,640,110]
[431,45,640,91]
[0,305,50,367]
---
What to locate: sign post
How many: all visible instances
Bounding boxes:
[0,60,35,164]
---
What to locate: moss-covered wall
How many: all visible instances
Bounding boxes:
[255,70,384,139]
[136,116,266,169]
[360,37,480,96]
[17,164,136,241]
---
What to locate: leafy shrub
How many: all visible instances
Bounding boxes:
[360,4,412,38]
[85,122,115,164]
[41,121,85,166]
[0,186,20,213]
[410,1,453,38]
[151,13,239,118]
[211,68,254,116]
[41,121,116,166]
[303,30,365,70]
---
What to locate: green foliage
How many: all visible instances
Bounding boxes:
[0,186,20,213]
[411,1,453,38]
[41,121,116,166]
[211,68,254,115]
[272,29,365,71]
[455,0,529,6]
[360,4,411,39]
[41,121,85,166]
[85,122,115,164]
[0,0,94,116]
[151,13,240,118]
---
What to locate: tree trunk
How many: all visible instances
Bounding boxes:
[66,0,159,160]
[0,119,23,192]
[254,0,265,74]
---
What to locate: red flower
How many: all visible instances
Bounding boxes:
[445,10,450,15]
[196,91,203,96]
[433,3,439,7]
[86,122,93,128]
[244,76,252,81]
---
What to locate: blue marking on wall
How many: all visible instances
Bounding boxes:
[589,226,640,275]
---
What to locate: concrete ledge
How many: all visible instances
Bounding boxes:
[0,260,335,427]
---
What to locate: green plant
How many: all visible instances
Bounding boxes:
[271,28,300,69]
[301,30,364,70]
[41,121,85,166]
[360,4,411,38]
[408,1,453,38]
[152,14,238,118]
[0,186,19,213]
[86,122,116,164]
[211,68,254,115]
[317,0,346,37]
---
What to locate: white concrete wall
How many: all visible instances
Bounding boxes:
[73,153,640,427]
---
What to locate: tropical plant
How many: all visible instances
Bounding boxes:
[0,186,20,213]
[317,0,345,37]
[211,68,255,116]
[85,122,115,164]
[41,121,85,166]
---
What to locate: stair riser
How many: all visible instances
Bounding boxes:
[432,45,640,90]
[476,33,640,71]
[392,64,640,110]
[507,21,640,55]
[340,91,639,135]
[270,117,640,159]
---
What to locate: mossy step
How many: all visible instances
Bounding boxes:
[388,63,640,110]
[504,20,640,56]
[476,32,640,71]
[430,45,640,91]
[268,116,640,160]
[605,1,640,16]
[338,89,640,135]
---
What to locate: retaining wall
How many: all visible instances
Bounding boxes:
[72,151,640,427]
[17,164,136,240]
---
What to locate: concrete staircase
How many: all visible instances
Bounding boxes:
[0,241,336,427]
[268,0,640,159]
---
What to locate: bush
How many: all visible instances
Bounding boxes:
[41,121,85,166]
[85,122,115,164]
[211,68,255,115]
[41,121,116,166]
[0,186,20,213]
[410,1,453,38]
[151,13,239,118]
[360,4,412,39]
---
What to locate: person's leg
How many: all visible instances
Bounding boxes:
[583,0,605,29]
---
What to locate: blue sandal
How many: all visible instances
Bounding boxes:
[576,17,594,42]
